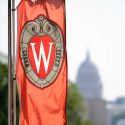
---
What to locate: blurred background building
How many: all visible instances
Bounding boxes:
[108,97,125,125]
[77,52,108,125]
[76,52,125,125]
[77,51,102,100]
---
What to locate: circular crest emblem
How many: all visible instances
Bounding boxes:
[20,16,64,88]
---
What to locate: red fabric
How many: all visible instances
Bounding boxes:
[16,0,67,125]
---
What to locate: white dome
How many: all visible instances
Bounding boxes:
[76,52,102,99]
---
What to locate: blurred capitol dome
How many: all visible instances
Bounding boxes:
[76,51,102,100]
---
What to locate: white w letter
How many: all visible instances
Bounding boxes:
[30,41,53,73]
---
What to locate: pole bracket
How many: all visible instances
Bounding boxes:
[11,9,16,11]
[13,73,16,81]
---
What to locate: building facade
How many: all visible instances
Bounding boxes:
[76,52,108,125]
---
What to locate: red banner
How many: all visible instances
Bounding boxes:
[16,0,67,125]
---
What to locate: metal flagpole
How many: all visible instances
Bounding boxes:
[8,0,13,125]
[12,0,16,124]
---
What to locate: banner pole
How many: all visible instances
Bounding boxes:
[12,0,16,124]
[8,0,12,125]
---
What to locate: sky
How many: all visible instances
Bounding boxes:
[1,0,125,101]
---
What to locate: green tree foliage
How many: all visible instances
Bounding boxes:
[0,63,8,125]
[83,121,93,125]
[0,63,19,124]
[66,81,93,125]
[67,81,92,125]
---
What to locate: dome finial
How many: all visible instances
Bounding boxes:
[86,50,90,61]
